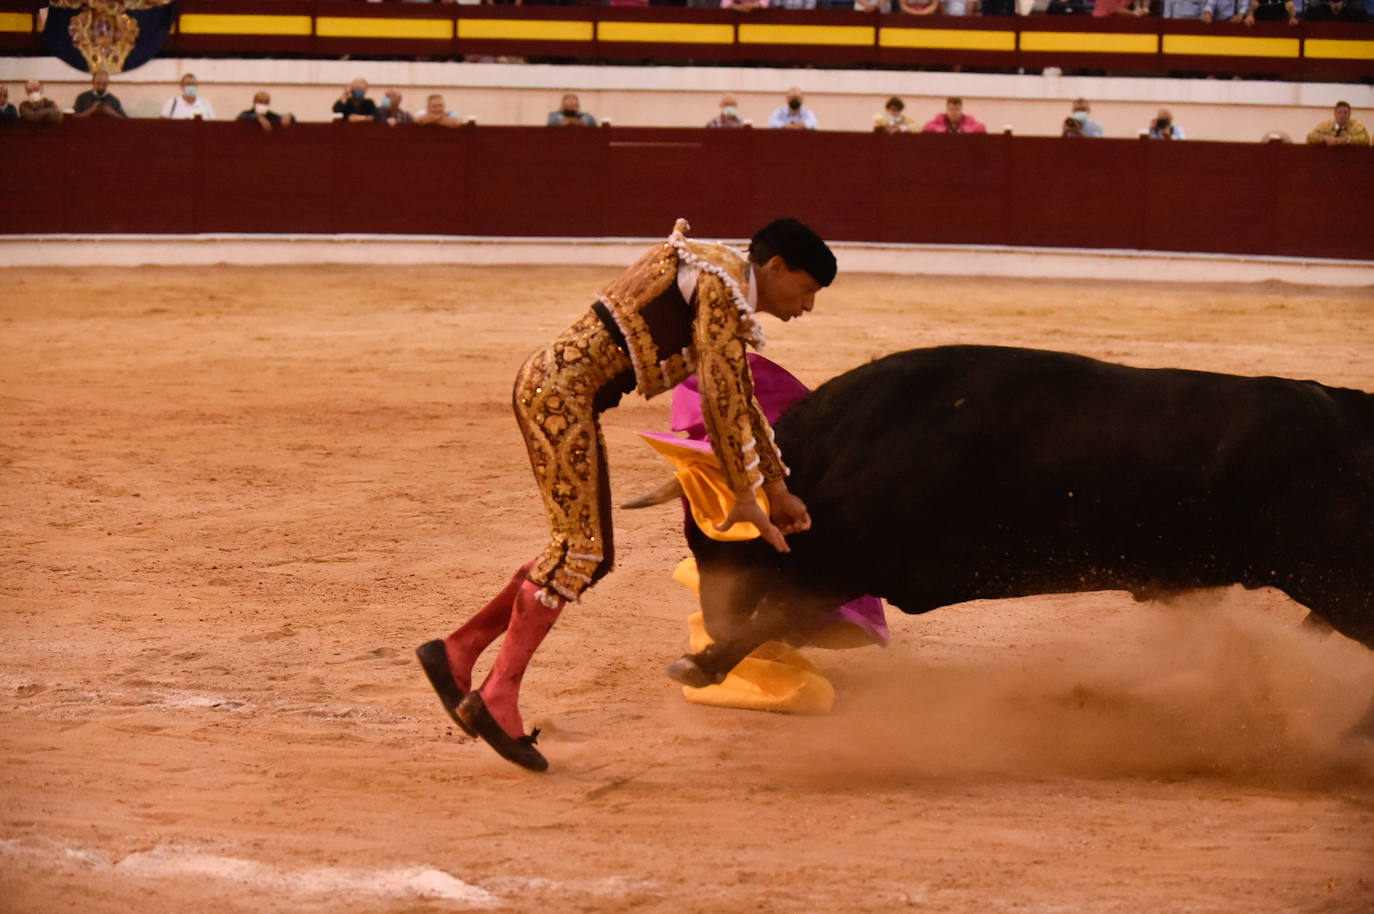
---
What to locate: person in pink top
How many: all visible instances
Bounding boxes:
[921,97,987,134]
[1093,0,1149,14]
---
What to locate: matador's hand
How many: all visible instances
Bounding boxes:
[763,480,812,536]
[717,497,790,553]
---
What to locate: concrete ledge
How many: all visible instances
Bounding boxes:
[2,234,1370,286]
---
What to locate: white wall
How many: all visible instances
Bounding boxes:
[2,56,1369,142]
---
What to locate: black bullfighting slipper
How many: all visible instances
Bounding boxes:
[456,691,549,773]
[416,640,476,738]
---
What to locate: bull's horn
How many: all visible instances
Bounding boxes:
[620,477,684,509]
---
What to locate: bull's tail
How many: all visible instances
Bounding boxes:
[620,477,684,510]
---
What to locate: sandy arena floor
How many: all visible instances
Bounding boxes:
[1,264,1372,913]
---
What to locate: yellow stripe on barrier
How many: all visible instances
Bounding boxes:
[1304,38,1374,60]
[1162,34,1298,58]
[598,21,734,44]
[738,23,873,47]
[177,14,312,37]
[880,27,1014,51]
[0,11,32,32]
[316,17,453,40]
[458,18,594,41]
[1020,31,1157,54]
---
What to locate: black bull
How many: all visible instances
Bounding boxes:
[647,346,1374,728]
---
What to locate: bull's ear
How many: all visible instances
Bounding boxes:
[620,478,684,509]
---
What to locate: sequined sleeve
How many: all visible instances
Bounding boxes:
[692,273,785,496]
[747,397,788,484]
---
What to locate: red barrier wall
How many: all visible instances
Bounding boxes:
[2,119,1371,261]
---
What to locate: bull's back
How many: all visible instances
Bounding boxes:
[771,346,1373,619]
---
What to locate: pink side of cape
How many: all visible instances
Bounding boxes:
[651,354,889,647]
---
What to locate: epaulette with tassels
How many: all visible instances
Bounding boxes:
[666,218,765,350]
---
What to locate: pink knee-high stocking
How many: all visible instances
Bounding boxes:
[443,561,534,693]
[478,578,565,738]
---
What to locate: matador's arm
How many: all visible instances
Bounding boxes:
[692,272,786,497]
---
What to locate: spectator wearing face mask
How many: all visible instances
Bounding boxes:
[375,88,413,126]
[19,79,62,124]
[707,95,746,128]
[769,87,818,130]
[73,69,126,119]
[236,90,294,132]
[547,93,597,127]
[0,85,18,121]
[333,78,378,123]
[1066,98,1103,137]
[162,73,215,120]
[874,96,910,134]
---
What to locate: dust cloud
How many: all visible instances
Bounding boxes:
[776,588,1374,787]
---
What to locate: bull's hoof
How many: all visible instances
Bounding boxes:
[666,656,720,689]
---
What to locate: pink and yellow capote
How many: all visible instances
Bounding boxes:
[638,354,888,713]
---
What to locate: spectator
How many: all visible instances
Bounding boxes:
[1095,0,1149,14]
[19,79,62,124]
[874,96,911,134]
[1147,108,1186,140]
[333,78,378,123]
[1305,0,1364,18]
[899,0,939,11]
[922,97,987,134]
[1046,0,1093,11]
[161,73,215,120]
[1201,0,1245,20]
[982,0,1016,12]
[548,93,597,127]
[768,87,819,130]
[1306,101,1370,146]
[376,88,413,126]
[0,85,18,121]
[706,94,746,128]
[415,93,463,128]
[1244,0,1300,23]
[1260,130,1292,143]
[73,69,126,119]
[941,0,981,13]
[236,90,294,132]
[721,0,770,9]
[1164,0,1207,16]
[772,0,817,7]
[1067,98,1104,137]
[856,0,894,11]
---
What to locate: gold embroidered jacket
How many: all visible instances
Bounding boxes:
[1305,117,1370,146]
[597,220,786,496]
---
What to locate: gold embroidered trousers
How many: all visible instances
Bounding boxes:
[514,310,636,603]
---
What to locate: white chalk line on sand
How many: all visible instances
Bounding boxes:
[2,673,409,726]
[1,837,498,906]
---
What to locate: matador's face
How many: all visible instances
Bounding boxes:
[754,257,821,323]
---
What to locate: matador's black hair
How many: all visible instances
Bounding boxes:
[749,218,837,288]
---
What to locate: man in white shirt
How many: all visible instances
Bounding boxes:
[768,87,818,130]
[161,73,215,120]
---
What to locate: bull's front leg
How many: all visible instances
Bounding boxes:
[665,593,800,688]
